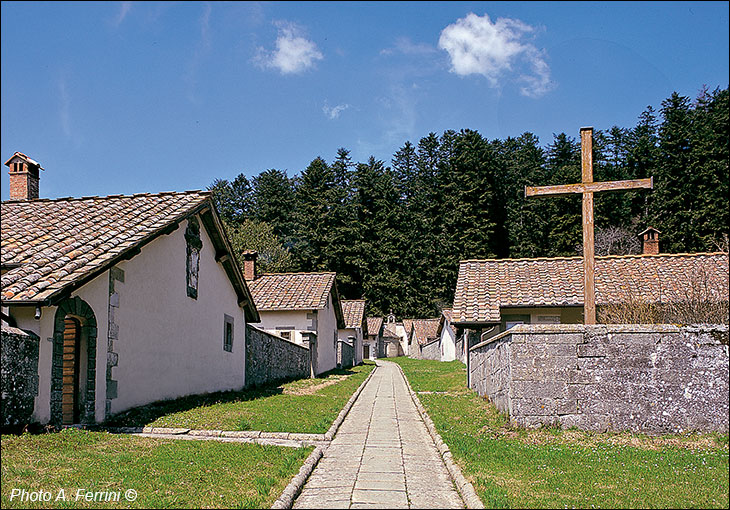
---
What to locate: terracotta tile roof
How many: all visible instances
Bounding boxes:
[411,319,440,346]
[367,317,383,336]
[402,319,414,337]
[341,299,366,329]
[248,272,337,311]
[453,253,730,324]
[2,191,211,303]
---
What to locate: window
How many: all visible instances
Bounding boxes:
[502,314,530,332]
[185,217,202,299]
[280,331,291,341]
[223,314,234,352]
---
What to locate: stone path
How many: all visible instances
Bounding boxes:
[293,361,464,509]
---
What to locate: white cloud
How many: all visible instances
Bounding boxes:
[255,21,323,74]
[438,12,553,97]
[184,3,212,103]
[380,37,435,56]
[114,1,132,26]
[323,102,350,120]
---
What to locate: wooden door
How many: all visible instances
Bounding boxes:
[62,317,81,424]
[363,345,370,360]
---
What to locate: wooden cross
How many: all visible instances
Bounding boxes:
[525,127,653,324]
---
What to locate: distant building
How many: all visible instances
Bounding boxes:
[339,299,367,366]
[365,316,383,360]
[245,254,344,376]
[408,319,440,360]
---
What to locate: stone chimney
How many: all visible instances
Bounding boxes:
[242,250,258,281]
[5,152,43,200]
[639,227,661,255]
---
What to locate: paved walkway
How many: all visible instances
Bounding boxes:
[293,361,464,509]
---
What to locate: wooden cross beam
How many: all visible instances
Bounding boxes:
[525,127,653,324]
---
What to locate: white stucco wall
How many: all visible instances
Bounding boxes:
[108,216,247,414]
[395,323,408,356]
[316,293,338,374]
[338,326,363,365]
[256,310,313,345]
[440,323,456,362]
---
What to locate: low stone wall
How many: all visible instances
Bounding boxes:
[412,339,441,360]
[469,324,729,433]
[246,325,310,388]
[1,324,40,428]
[337,340,354,369]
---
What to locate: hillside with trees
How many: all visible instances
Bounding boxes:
[210,87,729,318]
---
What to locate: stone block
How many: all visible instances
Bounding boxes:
[106,379,118,399]
[512,380,567,399]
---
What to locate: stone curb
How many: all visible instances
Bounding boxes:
[392,361,485,509]
[270,445,325,509]
[323,363,379,441]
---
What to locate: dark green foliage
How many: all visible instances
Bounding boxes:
[209,87,729,318]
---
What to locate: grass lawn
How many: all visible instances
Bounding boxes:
[105,362,374,434]
[391,357,730,509]
[1,428,311,509]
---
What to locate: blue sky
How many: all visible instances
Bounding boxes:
[1,1,728,200]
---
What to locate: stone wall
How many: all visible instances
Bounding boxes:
[412,339,441,360]
[469,324,729,433]
[337,340,354,369]
[246,325,310,387]
[1,324,40,428]
[455,334,465,364]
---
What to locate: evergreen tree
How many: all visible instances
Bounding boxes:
[207,174,252,224]
[251,169,297,249]
[543,133,582,256]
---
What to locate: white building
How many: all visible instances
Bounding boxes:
[1,153,259,426]
[339,299,366,366]
[364,317,383,360]
[245,257,344,376]
[437,309,457,362]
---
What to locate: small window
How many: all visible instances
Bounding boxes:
[280,331,291,340]
[223,314,234,352]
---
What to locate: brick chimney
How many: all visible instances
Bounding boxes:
[639,227,661,255]
[242,250,258,281]
[5,152,43,200]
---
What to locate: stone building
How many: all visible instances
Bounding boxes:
[244,254,345,376]
[1,153,259,426]
[339,299,367,366]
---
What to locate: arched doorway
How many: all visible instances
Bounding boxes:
[51,297,97,426]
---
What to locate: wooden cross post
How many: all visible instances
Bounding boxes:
[525,127,653,324]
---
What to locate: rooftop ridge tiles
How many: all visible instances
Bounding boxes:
[1,189,209,205]
[459,251,728,264]
[256,271,337,277]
